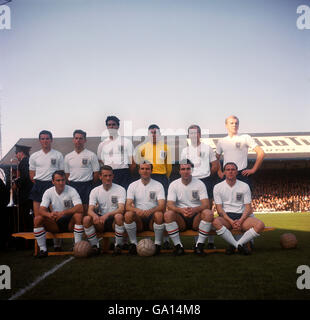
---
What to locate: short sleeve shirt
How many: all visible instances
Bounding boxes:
[167,177,208,208]
[127,178,165,210]
[41,185,82,211]
[89,183,126,216]
[213,179,251,214]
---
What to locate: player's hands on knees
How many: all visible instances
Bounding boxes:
[136,208,145,217]
[232,220,242,231]
[99,215,106,225]
[93,215,100,225]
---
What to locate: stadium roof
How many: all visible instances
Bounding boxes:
[1,132,310,167]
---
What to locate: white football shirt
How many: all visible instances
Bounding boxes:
[64,148,100,182]
[41,185,82,211]
[167,177,208,208]
[29,149,64,181]
[216,134,257,171]
[127,178,165,210]
[181,142,217,179]
[213,179,251,214]
[89,183,126,216]
[97,136,133,170]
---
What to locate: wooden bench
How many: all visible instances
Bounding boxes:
[12,227,275,256]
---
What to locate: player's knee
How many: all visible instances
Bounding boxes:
[74,213,83,224]
[201,209,213,222]
[164,210,175,223]
[114,213,124,225]
[33,215,43,227]
[83,215,92,227]
[154,211,164,224]
[255,220,265,233]
[212,217,222,230]
[124,211,135,223]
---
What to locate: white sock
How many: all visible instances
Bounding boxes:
[216,226,238,248]
[165,221,182,247]
[208,234,214,244]
[237,228,260,247]
[115,224,125,246]
[73,224,84,243]
[34,227,47,252]
[84,225,99,247]
[197,220,212,245]
[153,223,165,245]
[124,222,138,245]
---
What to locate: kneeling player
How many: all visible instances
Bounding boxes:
[34,170,84,258]
[212,162,265,255]
[83,165,126,255]
[124,161,166,255]
[164,159,214,256]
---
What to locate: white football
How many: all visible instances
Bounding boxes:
[137,238,156,257]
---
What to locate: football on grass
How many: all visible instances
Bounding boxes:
[74,240,92,258]
[137,238,156,256]
[280,233,297,249]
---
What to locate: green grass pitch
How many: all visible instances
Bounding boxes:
[1,213,310,300]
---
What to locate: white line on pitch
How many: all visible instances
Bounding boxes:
[8,256,74,300]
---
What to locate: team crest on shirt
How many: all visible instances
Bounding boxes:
[111,196,118,205]
[160,150,166,159]
[235,142,241,149]
[236,193,243,202]
[192,190,199,201]
[149,191,156,201]
[51,158,57,166]
[64,200,73,208]
[82,158,88,167]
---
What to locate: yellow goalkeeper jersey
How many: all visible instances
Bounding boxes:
[136,141,172,177]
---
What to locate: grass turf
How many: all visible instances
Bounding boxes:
[1,213,310,300]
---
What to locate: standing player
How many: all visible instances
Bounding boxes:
[164,159,214,256]
[135,124,172,196]
[64,130,100,219]
[97,116,135,190]
[212,162,265,255]
[124,161,166,255]
[33,170,84,257]
[216,115,265,187]
[14,144,34,233]
[29,130,64,251]
[83,165,126,255]
[181,124,219,249]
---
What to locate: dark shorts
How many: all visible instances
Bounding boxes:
[227,212,242,221]
[199,176,214,200]
[113,168,131,190]
[29,180,53,202]
[141,214,154,231]
[95,213,114,232]
[68,180,94,204]
[178,212,199,230]
[151,174,169,197]
[56,215,73,232]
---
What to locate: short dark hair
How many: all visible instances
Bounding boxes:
[188,124,201,135]
[39,130,53,140]
[100,165,113,173]
[179,158,194,168]
[52,170,65,180]
[73,129,86,139]
[148,124,160,131]
[223,162,238,171]
[138,160,153,172]
[105,116,120,127]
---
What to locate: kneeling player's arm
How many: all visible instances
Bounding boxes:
[167,201,183,214]
[239,203,252,224]
[62,204,83,216]
[191,198,209,214]
[106,203,125,218]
